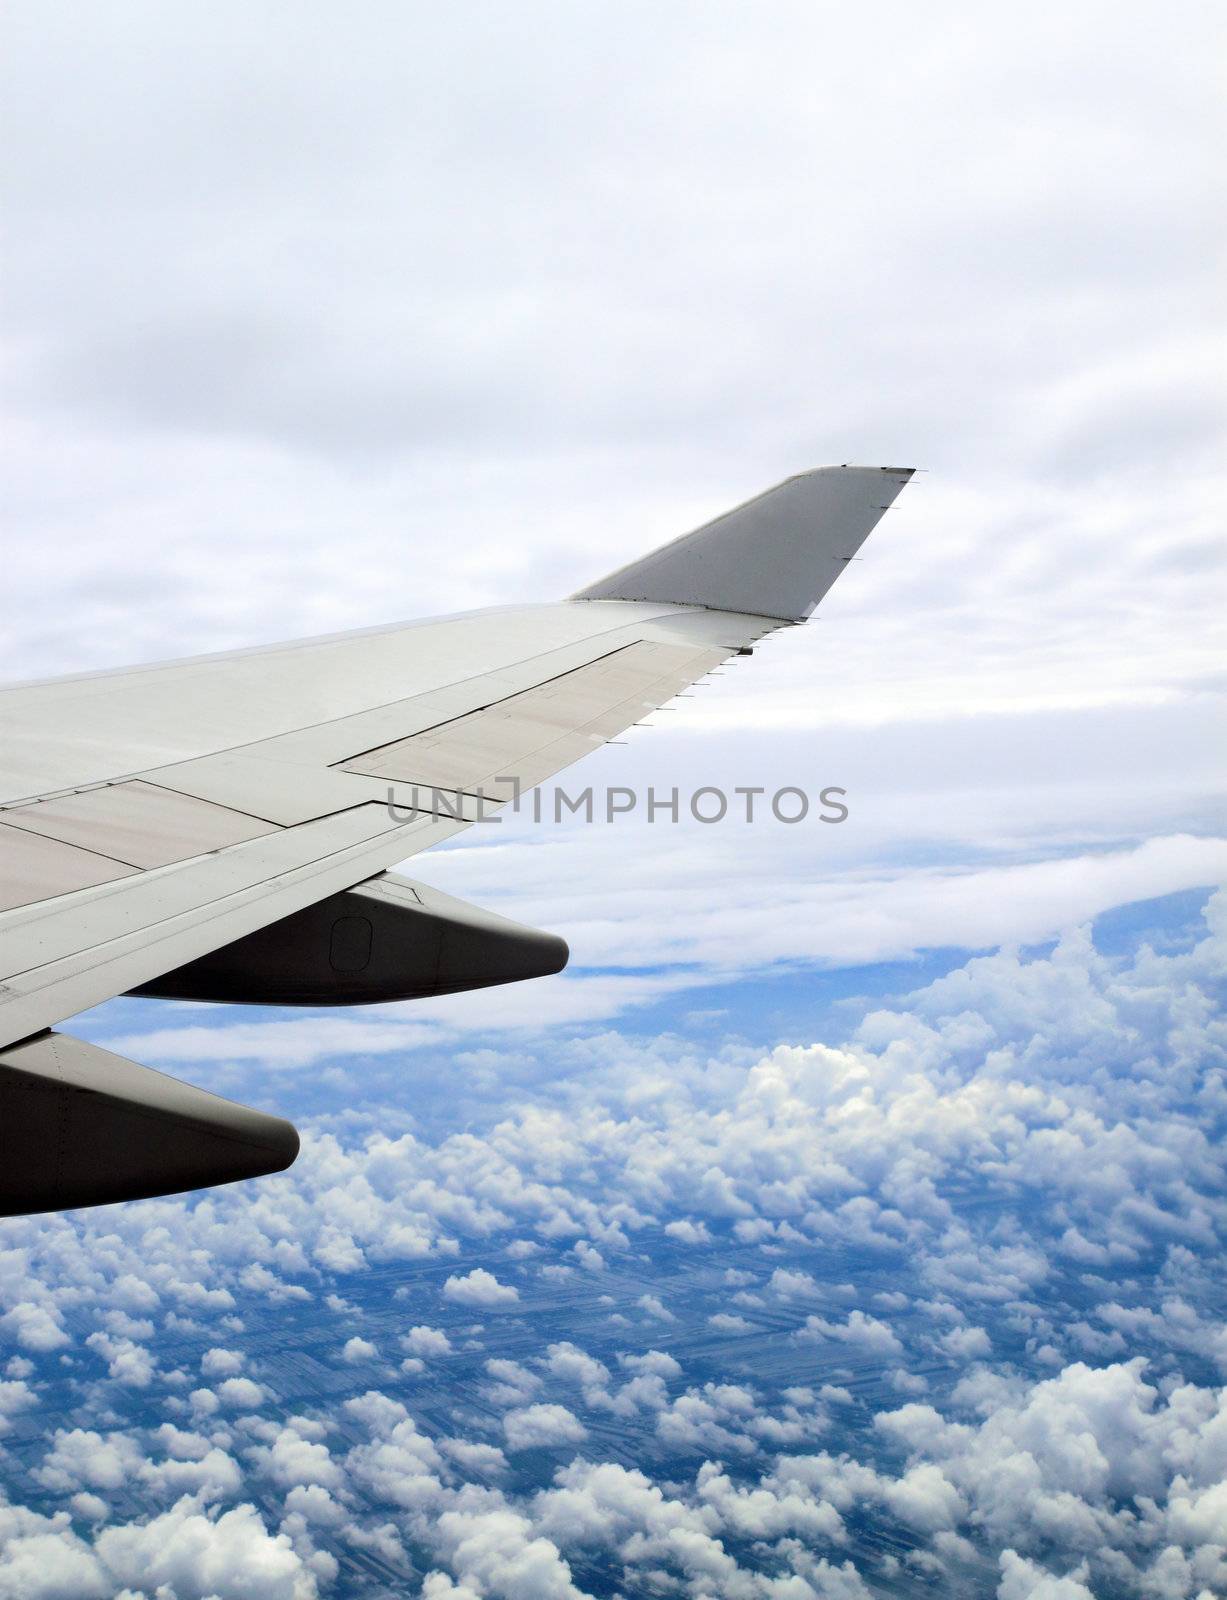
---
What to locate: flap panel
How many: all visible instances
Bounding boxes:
[339,640,724,792]
[1,780,278,868]
[0,823,135,913]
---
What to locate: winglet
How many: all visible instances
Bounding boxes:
[572,465,913,622]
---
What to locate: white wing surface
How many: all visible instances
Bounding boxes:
[0,465,912,1211]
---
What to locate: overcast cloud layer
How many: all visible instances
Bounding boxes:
[2,3,1225,1598]
[3,0,1224,952]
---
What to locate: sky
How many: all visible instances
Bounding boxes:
[1,3,1225,1598]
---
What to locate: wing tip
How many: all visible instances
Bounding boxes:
[573,463,916,619]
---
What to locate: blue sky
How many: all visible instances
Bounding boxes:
[1,2,1225,1597]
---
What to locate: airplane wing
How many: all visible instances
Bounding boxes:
[0,465,912,1212]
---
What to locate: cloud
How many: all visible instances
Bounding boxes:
[341,1337,378,1364]
[250,1428,343,1494]
[107,1017,437,1070]
[620,1351,681,1380]
[769,1268,822,1301]
[0,1505,110,1600]
[201,1347,245,1377]
[502,1404,588,1452]
[83,1333,155,1388]
[663,1220,711,1245]
[442,1270,519,1308]
[104,834,1227,1082]
[482,1360,541,1410]
[0,1304,68,1353]
[868,1358,1227,1579]
[3,1,1222,753]
[401,1326,453,1358]
[68,1493,107,1525]
[0,1382,35,1434]
[544,1344,610,1393]
[143,1448,243,1503]
[419,831,1227,993]
[215,1378,266,1410]
[796,1312,905,1359]
[35,1430,144,1494]
[939,1326,993,1362]
[4,0,1224,1133]
[0,890,1223,1595]
[93,1498,318,1600]
[997,1551,1096,1600]
[636,1295,676,1323]
[0,5,1222,1597]
[656,1382,763,1458]
[440,1439,507,1477]
[4,891,1224,1397]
